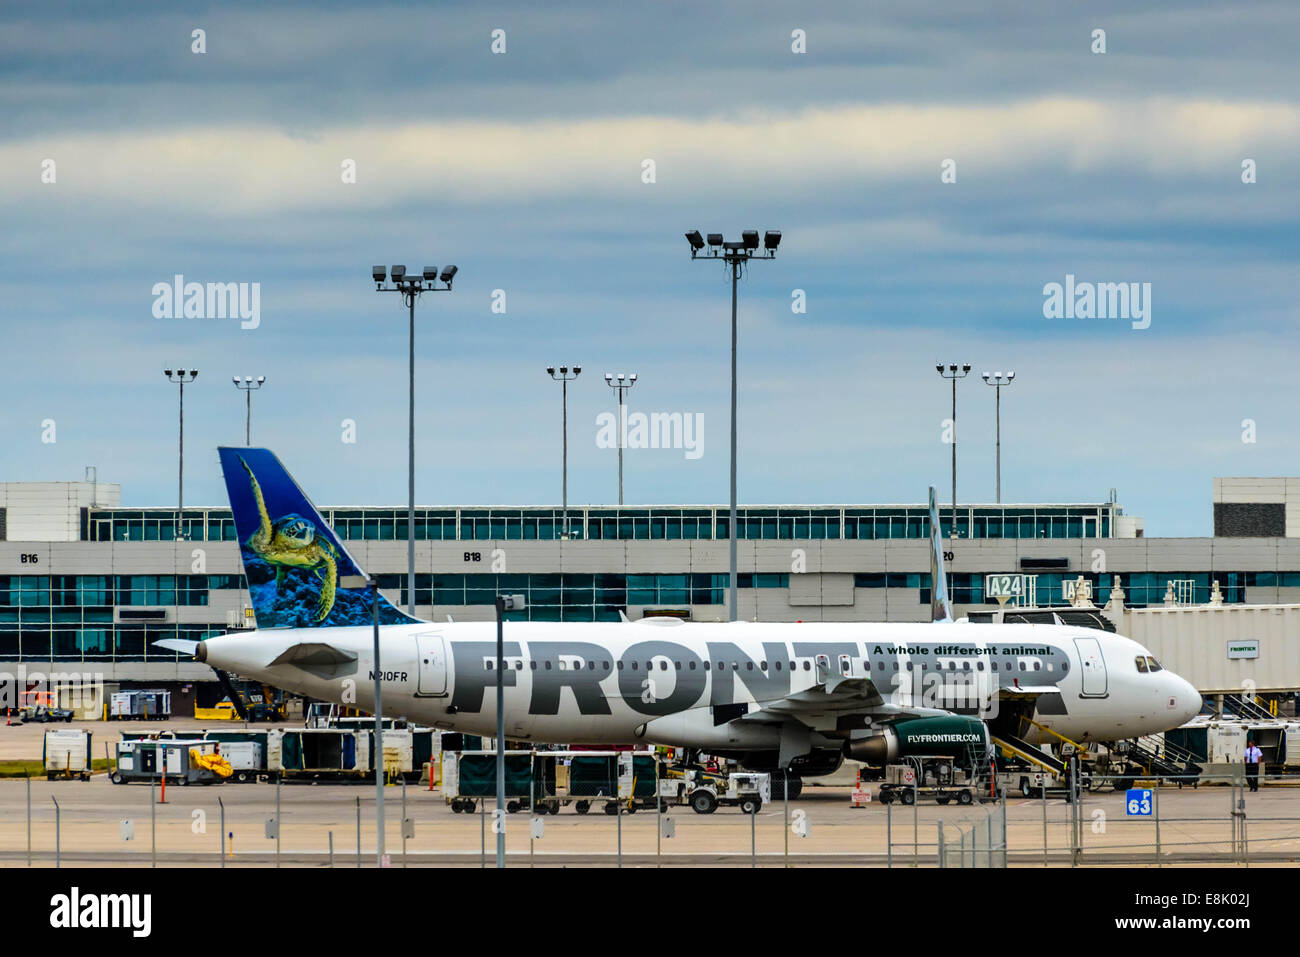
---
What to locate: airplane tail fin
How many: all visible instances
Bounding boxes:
[929,486,954,623]
[217,447,420,629]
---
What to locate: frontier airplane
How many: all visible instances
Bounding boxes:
[158,448,1201,787]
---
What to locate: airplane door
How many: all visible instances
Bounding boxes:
[1074,636,1107,697]
[415,633,448,697]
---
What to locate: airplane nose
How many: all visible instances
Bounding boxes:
[1176,677,1202,723]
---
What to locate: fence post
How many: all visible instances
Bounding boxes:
[751,805,756,868]
[401,777,408,868]
[783,777,789,868]
[218,796,225,869]
[329,830,334,868]
[912,780,919,867]
[655,756,661,869]
[1002,793,1008,868]
[356,795,361,868]
[1041,780,1047,867]
[151,776,157,869]
[937,820,945,868]
[1154,785,1161,867]
[26,773,31,867]
[886,798,892,869]
[275,773,281,868]
[52,796,60,868]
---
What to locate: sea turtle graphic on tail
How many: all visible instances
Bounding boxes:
[240,456,339,622]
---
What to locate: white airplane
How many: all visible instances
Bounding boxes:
[158,448,1201,784]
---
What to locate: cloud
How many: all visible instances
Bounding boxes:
[3,97,1296,215]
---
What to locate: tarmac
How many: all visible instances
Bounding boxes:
[4,718,1297,867]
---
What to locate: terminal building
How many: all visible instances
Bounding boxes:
[2,475,1300,707]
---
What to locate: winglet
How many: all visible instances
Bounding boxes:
[929,486,954,623]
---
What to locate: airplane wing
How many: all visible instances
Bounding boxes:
[997,684,1061,700]
[740,667,955,726]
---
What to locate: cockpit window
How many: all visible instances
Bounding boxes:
[1146,656,1162,672]
[1135,656,1148,673]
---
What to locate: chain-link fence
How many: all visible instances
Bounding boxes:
[6,764,1298,867]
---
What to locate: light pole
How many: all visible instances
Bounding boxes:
[936,362,971,551]
[494,593,526,868]
[232,376,265,446]
[163,369,198,541]
[373,264,457,616]
[685,229,780,622]
[547,366,581,538]
[981,371,1015,503]
[604,372,637,506]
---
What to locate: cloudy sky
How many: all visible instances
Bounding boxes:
[1,1,1296,535]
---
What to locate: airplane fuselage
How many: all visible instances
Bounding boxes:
[198,619,1201,755]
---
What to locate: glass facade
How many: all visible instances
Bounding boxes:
[0,566,1284,662]
[0,571,795,656]
[85,504,1119,543]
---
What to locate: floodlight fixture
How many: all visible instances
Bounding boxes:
[683,227,783,621]
[605,369,638,506]
[370,257,458,616]
[983,368,1017,502]
[935,361,972,555]
[546,365,583,538]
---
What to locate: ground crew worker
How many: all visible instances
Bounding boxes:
[1244,739,1263,792]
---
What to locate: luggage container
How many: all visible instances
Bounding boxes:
[204,730,274,782]
[215,741,264,783]
[412,727,440,782]
[108,690,172,721]
[110,739,225,785]
[443,750,533,813]
[43,729,92,781]
[367,728,417,781]
[553,751,654,815]
[273,728,369,782]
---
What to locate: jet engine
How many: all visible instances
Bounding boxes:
[843,716,989,766]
